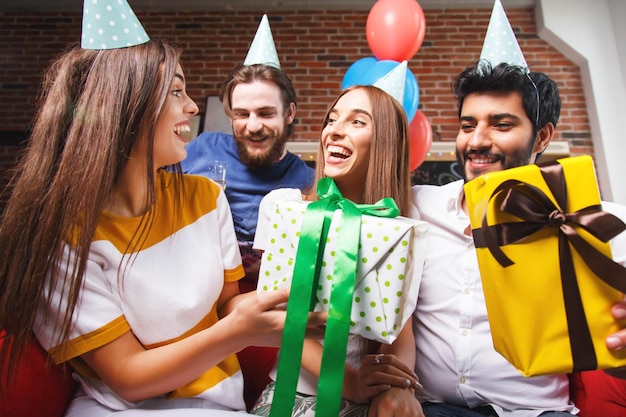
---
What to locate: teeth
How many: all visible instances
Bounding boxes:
[327,145,351,157]
[470,156,497,164]
[174,124,191,135]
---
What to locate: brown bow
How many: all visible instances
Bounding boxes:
[472,160,626,372]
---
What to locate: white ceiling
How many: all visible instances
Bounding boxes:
[1,0,536,12]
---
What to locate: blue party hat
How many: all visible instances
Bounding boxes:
[81,0,150,50]
[243,14,281,69]
[480,0,528,71]
[373,60,407,105]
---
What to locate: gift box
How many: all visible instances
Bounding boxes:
[464,155,626,377]
[257,178,427,416]
[257,196,428,345]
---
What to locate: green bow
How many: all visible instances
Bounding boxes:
[270,177,399,416]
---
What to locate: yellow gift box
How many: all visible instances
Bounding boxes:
[464,155,626,376]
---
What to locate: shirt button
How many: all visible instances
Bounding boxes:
[463,287,471,294]
[460,376,467,384]
[461,329,468,336]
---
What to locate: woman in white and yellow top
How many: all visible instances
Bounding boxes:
[0,39,325,416]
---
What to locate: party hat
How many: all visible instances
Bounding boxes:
[243,14,281,69]
[81,0,150,50]
[479,0,528,71]
[373,60,407,105]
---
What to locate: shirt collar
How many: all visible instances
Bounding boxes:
[446,179,466,215]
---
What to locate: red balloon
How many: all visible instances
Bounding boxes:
[409,110,433,171]
[366,0,426,61]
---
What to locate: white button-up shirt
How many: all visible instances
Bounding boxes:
[411,180,580,417]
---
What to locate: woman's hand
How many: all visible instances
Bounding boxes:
[229,287,327,348]
[81,287,326,402]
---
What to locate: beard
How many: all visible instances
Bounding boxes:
[457,136,536,183]
[235,128,289,168]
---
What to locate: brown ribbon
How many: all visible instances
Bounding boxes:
[472,160,626,372]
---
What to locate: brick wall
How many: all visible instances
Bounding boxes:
[0,7,592,209]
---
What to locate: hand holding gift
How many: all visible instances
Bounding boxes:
[258,179,427,344]
[257,178,428,416]
[465,155,626,376]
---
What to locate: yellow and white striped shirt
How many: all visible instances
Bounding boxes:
[34,171,246,411]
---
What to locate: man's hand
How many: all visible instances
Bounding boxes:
[368,387,424,417]
[607,295,626,351]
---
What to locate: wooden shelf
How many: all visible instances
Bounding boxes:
[286,140,571,163]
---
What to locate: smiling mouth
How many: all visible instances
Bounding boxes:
[468,155,499,164]
[248,137,267,143]
[174,124,190,136]
[465,151,500,165]
[327,145,351,160]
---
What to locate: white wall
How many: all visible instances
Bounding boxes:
[536,0,626,204]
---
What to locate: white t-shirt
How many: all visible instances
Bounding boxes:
[34,171,246,412]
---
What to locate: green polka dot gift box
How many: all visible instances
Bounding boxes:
[257,198,428,344]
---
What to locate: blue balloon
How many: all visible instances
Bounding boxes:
[342,58,419,122]
[341,57,379,90]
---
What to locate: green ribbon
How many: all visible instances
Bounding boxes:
[269,177,399,417]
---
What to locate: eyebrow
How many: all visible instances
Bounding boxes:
[459,113,523,123]
[232,106,278,112]
[174,72,185,83]
[330,108,373,119]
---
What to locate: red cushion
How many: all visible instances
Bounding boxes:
[570,370,626,417]
[237,346,278,411]
[0,331,76,417]
[237,263,279,411]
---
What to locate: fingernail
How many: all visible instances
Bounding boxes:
[607,336,624,351]
[616,308,626,320]
[414,381,424,390]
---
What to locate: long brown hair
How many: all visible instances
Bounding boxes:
[0,39,182,384]
[314,85,412,216]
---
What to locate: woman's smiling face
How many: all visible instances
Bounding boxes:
[321,88,373,197]
[152,64,199,168]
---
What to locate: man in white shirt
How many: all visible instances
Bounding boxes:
[363,1,626,414]
[409,61,626,417]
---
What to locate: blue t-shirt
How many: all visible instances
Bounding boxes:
[181,131,315,243]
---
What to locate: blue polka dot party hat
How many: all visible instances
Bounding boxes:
[480,0,528,71]
[243,14,281,69]
[373,60,407,106]
[81,0,150,50]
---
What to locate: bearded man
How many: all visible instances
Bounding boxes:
[182,63,314,291]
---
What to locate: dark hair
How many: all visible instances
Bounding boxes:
[453,61,561,137]
[219,64,298,137]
